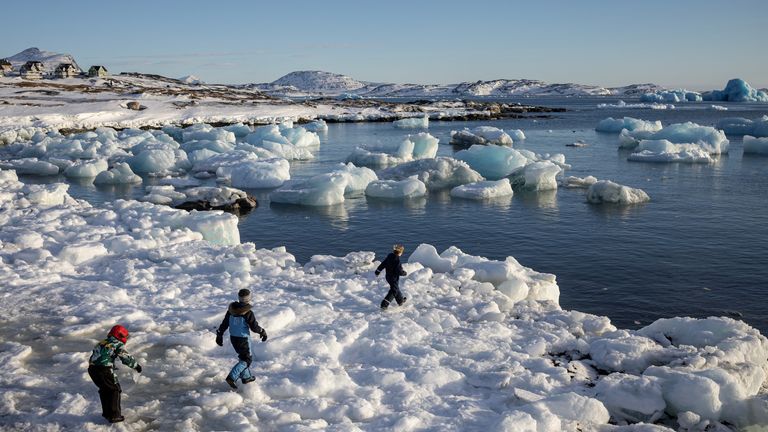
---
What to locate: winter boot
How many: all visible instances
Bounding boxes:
[242,376,256,384]
[226,376,238,389]
[108,416,125,423]
[380,299,390,310]
[397,296,408,306]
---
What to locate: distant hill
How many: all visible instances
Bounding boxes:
[258,70,665,98]
[5,47,82,72]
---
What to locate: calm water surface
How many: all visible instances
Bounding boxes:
[33,98,768,333]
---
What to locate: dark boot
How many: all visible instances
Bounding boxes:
[242,376,255,384]
[108,416,125,423]
[226,376,238,389]
[397,296,408,306]
[380,299,390,310]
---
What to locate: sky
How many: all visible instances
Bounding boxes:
[1,0,766,89]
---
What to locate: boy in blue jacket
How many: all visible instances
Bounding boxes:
[216,288,268,389]
[375,244,408,310]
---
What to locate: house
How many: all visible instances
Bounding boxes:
[20,61,44,80]
[88,65,108,78]
[0,59,12,76]
[55,63,79,79]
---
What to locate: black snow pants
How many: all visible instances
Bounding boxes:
[88,365,122,419]
[381,278,405,307]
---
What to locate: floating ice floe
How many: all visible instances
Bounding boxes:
[743,136,768,155]
[63,159,109,178]
[628,140,713,163]
[597,100,675,110]
[378,156,484,190]
[393,116,429,129]
[595,117,663,133]
[587,180,650,204]
[217,158,291,189]
[94,162,142,185]
[640,89,703,103]
[365,177,427,199]
[511,161,562,191]
[0,158,60,176]
[716,116,768,137]
[0,171,767,430]
[303,119,329,133]
[270,163,377,206]
[709,105,728,111]
[454,145,529,179]
[450,126,514,147]
[561,175,598,188]
[346,133,439,166]
[450,179,513,200]
[703,78,768,102]
[619,122,729,155]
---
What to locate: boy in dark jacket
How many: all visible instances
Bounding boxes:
[216,288,268,389]
[88,324,143,423]
[375,244,408,310]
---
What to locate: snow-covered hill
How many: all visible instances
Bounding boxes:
[270,70,369,94]
[5,47,82,72]
[259,71,665,98]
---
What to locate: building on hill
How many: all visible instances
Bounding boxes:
[20,61,44,80]
[55,63,79,79]
[0,59,12,76]
[88,65,108,78]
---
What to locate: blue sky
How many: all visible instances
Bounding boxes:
[2,0,766,89]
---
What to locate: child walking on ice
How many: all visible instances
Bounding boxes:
[88,324,143,423]
[375,244,408,310]
[216,288,268,389]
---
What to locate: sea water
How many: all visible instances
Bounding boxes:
[34,97,768,333]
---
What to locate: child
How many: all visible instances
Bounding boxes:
[88,324,142,423]
[216,288,268,389]
[374,244,408,310]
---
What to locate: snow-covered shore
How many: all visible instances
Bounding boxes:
[1,169,766,431]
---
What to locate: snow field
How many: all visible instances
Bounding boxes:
[0,170,767,431]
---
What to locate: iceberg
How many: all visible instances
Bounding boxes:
[628,140,713,163]
[597,100,674,110]
[716,116,768,137]
[346,133,439,167]
[454,145,528,180]
[450,126,514,147]
[378,157,483,190]
[703,78,768,102]
[619,122,729,154]
[561,175,598,188]
[0,158,59,176]
[743,136,768,155]
[512,161,562,191]
[640,89,702,103]
[365,177,427,199]
[595,117,663,133]
[334,163,377,194]
[181,124,236,143]
[587,180,650,204]
[450,179,513,200]
[63,159,108,178]
[269,172,348,206]
[508,129,526,141]
[393,116,429,129]
[94,162,142,184]
[216,158,291,189]
[303,119,329,133]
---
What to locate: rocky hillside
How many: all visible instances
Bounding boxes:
[5,47,82,72]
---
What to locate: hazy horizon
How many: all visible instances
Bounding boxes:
[2,0,767,89]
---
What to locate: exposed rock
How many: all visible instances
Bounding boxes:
[126,101,145,110]
[175,195,258,214]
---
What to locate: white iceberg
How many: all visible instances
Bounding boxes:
[346,133,439,167]
[640,89,702,103]
[561,175,598,188]
[587,180,650,204]
[619,122,729,155]
[703,78,768,102]
[450,126,513,146]
[63,159,108,178]
[378,157,483,190]
[595,117,663,133]
[628,140,713,163]
[393,116,428,129]
[597,100,674,110]
[743,136,768,155]
[216,158,291,189]
[512,161,562,191]
[94,162,142,184]
[716,116,768,137]
[450,179,513,200]
[303,119,329,133]
[365,177,427,199]
[0,158,59,176]
[270,172,348,206]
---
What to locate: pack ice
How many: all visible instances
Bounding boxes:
[0,169,766,431]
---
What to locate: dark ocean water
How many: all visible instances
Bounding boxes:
[39,97,768,333]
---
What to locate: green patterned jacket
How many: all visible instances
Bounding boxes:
[89,336,138,369]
